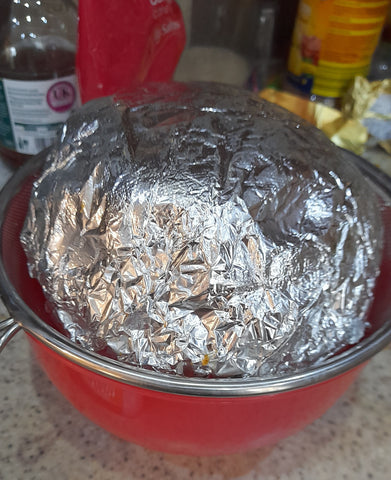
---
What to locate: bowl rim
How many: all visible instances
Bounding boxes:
[1,148,391,398]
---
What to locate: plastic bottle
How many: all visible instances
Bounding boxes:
[0,0,80,166]
[286,0,390,107]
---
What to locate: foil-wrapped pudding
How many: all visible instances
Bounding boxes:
[21,82,383,378]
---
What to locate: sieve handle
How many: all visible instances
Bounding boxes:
[0,317,21,353]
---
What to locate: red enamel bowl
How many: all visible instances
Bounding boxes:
[1,150,391,456]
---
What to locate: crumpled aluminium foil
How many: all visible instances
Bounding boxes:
[21,82,383,378]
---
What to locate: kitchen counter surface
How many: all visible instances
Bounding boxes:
[1,152,391,480]
[1,331,390,480]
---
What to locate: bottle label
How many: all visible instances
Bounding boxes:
[0,74,80,155]
[287,0,390,98]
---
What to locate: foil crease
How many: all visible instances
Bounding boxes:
[21,82,383,378]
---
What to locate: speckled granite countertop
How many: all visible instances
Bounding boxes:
[1,332,390,480]
[1,157,391,480]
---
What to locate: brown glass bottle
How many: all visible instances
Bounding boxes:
[0,0,79,167]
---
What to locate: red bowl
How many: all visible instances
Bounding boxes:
[1,150,391,456]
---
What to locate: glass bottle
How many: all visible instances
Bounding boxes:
[0,0,79,166]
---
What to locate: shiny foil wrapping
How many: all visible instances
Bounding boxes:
[21,82,383,378]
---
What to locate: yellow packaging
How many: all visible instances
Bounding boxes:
[287,0,390,99]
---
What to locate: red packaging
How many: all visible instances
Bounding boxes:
[77,0,186,103]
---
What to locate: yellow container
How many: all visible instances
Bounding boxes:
[287,0,390,100]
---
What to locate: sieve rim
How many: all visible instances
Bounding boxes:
[0,148,390,398]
